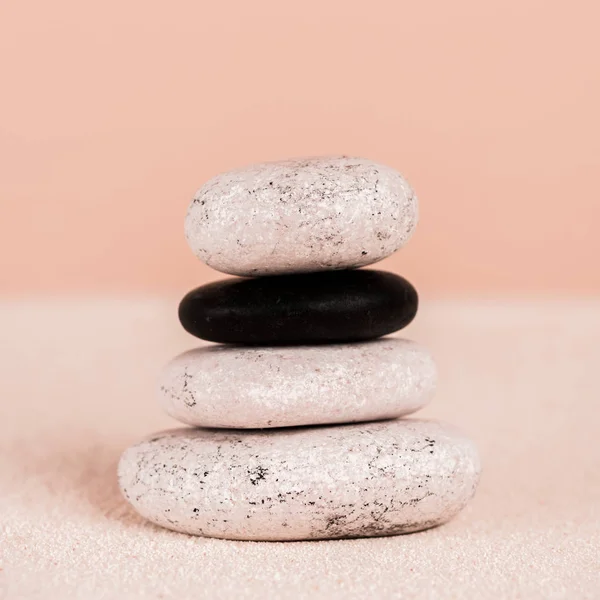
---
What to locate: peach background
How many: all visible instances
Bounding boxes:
[1,0,599,296]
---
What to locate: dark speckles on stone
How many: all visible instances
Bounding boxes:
[248,466,269,485]
[325,514,348,530]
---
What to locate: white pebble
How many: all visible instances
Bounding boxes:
[185,156,418,276]
[158,339,436,429]
[118,420,480,541]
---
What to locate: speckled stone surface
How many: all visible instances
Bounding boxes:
[158,339,437,429]
[118,420,480,541]
[185,156,418,276]
[178,270,418,345]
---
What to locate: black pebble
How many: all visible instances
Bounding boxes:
[178,270,418,345]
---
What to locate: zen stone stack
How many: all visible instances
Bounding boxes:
[118,156,480,541]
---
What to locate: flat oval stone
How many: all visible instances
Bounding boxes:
[118,420,480,541]
[185,156,418,276]
[178,270,418,344]
[158,339,437,429]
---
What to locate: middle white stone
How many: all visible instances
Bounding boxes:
[158,338,437,429]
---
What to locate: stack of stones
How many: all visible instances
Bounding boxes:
[118,156,480,541]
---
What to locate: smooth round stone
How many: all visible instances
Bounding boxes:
[158,339,437,429]
[185,156,418,276]
[118,420,480,541]
[178,270,418,345]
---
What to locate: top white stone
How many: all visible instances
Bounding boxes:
[185,156,418,276]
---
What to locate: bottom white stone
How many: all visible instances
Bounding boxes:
[118,420,480,541]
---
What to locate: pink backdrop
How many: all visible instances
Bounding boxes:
[2,0,599,295]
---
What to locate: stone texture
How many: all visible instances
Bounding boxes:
[178,270,418,344]
[158,339,437,429]
[185,156,418,276]
[118,420,480,541]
